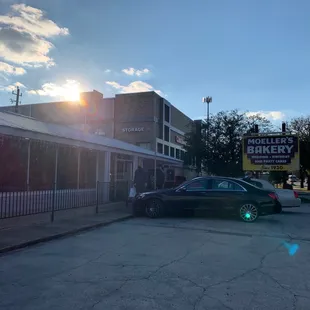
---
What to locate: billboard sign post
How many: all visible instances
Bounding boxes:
[242,134,300,171]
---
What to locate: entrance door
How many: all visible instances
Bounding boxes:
[124,161,133,182]
[116,160,133,182]
[114,159,133,200]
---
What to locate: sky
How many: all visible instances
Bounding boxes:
[0,0,309,124]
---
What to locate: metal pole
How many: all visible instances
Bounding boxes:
[26,140,31,191]
[96,180,99,214]
[95,151,99,213]
[154,126,157,190]
[96,151,99,183]
[51,146,58,222]
[203,96,212,175]
[154,106,157,190]
[207,101,210,162]
[77,148,81,189]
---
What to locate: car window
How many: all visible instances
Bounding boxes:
[249,180,264,189]
[260,180,275,190]
[186,180,208,191]
[249,179,274,190]
[240,179,262,190]
[212,180,244,191]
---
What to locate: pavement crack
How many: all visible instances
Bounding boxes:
[204,292,234,310]
[146,250,193,280]
[88,279,129,309]
[258,270,306,310]
[191,244,283,309]
[146,241,207,280]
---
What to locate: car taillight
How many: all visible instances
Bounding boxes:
[268,193,277,200]
[294,191,298,198]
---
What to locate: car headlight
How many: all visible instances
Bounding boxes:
[136,193,146,199]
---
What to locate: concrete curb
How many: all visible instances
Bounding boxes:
[0,215,133,255]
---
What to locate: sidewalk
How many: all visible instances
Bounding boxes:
[0,202,132,254]
[294,185,310,195]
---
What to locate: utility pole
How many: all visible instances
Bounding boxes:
[153,98,158,190]
[202,96,212,175]
[10,86,22,113]
[281,122,288,186]
[254,124,259,178]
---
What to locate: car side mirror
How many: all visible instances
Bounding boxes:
[178,186,187,192]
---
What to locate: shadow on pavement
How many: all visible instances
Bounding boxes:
[167,211,283,225]
[280,210,308,216]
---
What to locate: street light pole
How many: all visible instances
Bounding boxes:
[154,118,157,190]
[153,98,158,190]
[202,96,212,174]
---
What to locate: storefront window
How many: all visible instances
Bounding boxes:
[157,143,163,154]
[164,104,170,122]
[137,142,151,150]
[159,98,164,121]
[181,150,185,160]
[164,145,169,156]
[157,123,163,139]
[164,125,169,142]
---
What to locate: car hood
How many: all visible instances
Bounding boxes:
[139,188,174,195]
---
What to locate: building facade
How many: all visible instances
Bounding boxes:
[113,92,192,162]
[0,91,193,163]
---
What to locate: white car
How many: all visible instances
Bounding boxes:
[288,174,298,184]
[247,178,301,208]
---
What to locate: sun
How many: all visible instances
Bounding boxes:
[62,80,81,101]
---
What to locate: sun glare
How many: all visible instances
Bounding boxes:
[63,81,81,101]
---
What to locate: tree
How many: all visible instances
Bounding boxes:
[269,171,287,185]
[184,110,274,177]
[244,113,275,134]
[184,120,206,174]
[289,116,310,189]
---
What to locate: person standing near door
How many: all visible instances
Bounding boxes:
[134,166,146,194]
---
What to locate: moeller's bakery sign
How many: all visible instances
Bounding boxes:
[242,135,300,171]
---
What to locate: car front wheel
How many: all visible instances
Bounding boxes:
[239,203,259,222]
[145,199,164,218]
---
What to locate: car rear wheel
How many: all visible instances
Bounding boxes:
[145,199,164,218]
[239,203,259,222]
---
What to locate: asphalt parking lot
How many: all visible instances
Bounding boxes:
[1,204,310,310]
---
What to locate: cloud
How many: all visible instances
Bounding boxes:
[246,111,286,121]
[104,69,111,73]
[122,67,150,76]
[0,61,26,75]
[0,4,69,67]
[0,4,69,37]
[28,79,81,101]
[106,80,164,96]
[0,81,26,91]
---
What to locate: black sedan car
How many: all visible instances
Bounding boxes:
[132,176,282,222]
